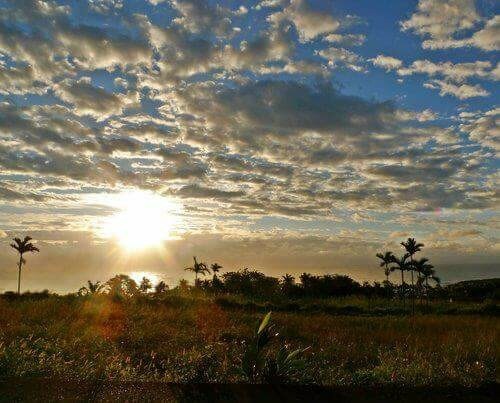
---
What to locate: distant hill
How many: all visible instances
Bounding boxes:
[438,263,500,284]
[445,278,500,300]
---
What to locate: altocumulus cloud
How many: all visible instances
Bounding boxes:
[0,0,498,291]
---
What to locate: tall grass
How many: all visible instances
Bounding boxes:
[0,294,497,386]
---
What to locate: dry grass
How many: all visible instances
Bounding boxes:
[0,294,497,386]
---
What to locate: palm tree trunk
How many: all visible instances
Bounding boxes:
[400,270,405,308]
[417,273,421,305]
[17,255,23,295]
[385,265,390,300]
[425,277,429,307]
[410,257,415,315]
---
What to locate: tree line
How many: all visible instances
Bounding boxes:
[6,235,499,302]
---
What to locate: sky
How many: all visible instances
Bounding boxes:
[0,0,498,293]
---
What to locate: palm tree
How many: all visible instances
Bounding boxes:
[414,258,440,305]
[78,280,104,296]
[401,238,424,313]
[390,253,410,307]
[376,251,395,284]
[154,280,169,294]
[10,236,39,294]
[210,262,223,290]
[281,273,296,295]
[139,277,153,294]
[211,263,223,278]
[185,256,210,286]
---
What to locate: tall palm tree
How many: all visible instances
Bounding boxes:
[10,236,39,294]
[211,263,223,278]
[78,280,104,296]
[185,256,210,286]
[414,258,440,305]
[376,251,395,284]
[390,253,410,307]
[401,238,424,313]
[281,273,296,295]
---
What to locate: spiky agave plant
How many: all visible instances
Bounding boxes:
[10,236,40,294]
[241,312,309,383]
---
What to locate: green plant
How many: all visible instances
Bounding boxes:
[241,312,309,383]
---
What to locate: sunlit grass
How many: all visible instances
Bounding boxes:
[0,294,497,386]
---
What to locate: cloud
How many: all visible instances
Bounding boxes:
[137,17,295,81]
[401,0,499,51]
[0,64,44,95]
[53,78,139,120]
[88,0,124,14]
[317,47,365,72]
[369,55,403,71]
[459,108,500,151]
[0,0,497,281]
[396,108,438,122]
[371,57,498,99]
[55,24,152,70]
[323,33,366,47]
[401,0,480,49]
[174,80,395,146]
[467,15,500,51]
[397,60,498,82]
[0,1,152,80]
[169,0,233,37]
[173,184,245,200]
[270,0,341,42]
[423,80,490,99]
[0,183,50,202]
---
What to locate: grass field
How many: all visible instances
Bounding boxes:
[0,292,498,388]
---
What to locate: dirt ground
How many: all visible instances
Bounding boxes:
[0,379,498,402]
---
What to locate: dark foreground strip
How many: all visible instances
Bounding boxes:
[0,379,498,403]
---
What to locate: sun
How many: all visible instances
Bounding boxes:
[99,190,181,251]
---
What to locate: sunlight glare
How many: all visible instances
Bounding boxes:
[99,190,181,251]
[129,271,161,285]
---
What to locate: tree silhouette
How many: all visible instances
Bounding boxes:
[210,263,223,291]
[10,236,39,294]
[414,258,440,305]
[185,256,210,286]
[78,280,104,296]
[211,263,223,275]
[390,253,410,307]
[154,280,169,294]
[401,238,424,313]
[376,251,395,284]
[139,277,153,294]
[105,274,138,297]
